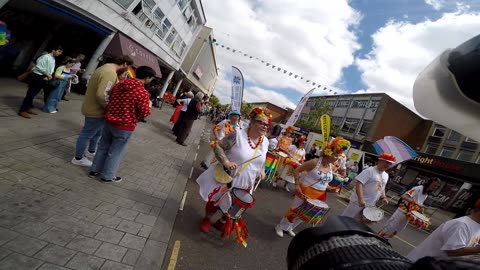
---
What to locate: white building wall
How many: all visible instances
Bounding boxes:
[54,0,203,70]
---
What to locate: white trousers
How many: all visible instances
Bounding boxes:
[379,208,408,239]
[341,201,363,220]
[276,195,305,231]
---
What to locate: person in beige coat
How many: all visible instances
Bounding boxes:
[71,55,133,167]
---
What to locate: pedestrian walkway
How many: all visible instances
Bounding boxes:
[0,79,206,270]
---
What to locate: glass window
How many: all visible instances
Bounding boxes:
[327,100,337,107]
[351,100,369,108]
[369,100,380,108]
[424,144,438,154]
[439,147,455,158]
[336,100,351,108]
[143,0,156,10]
[331,116,343,129]
[447,130,462,142]
[465,137,478,143]
[341,118,359,134]
[153,8,165,24]
[156,19,172,39]
[476,155,480,164]
[357,120,372,136]
[180,41,187,56]
[457,151,474,162]
[432,126,446,138]
[165,27,177,46]
[113,0,136,9]
[177,0,190,10]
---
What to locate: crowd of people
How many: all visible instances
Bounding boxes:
[14,46,479,264]
[192,108,480,263]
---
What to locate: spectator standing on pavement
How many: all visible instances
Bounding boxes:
[62,53,85,101]
[171,91,193,133]
[89,65,155,183]
[43,57,77,113]
[18,45,63,119]
[340,153,396,220]
[71,55,133,167]
[406,199,480,262]
[176,92,204,146]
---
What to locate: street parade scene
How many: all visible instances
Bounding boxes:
[0,0,480,270]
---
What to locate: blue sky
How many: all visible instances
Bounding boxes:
[203,0,480,111]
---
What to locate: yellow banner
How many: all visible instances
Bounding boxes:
[320,114,331,146]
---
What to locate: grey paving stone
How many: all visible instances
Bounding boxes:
[25,168,51,179]
[45,215,101,237]
[114,208,138,221]
[113,197,136,209]
[94,202,119,216]
[38,263,70,270]
[0,247,12,261]
[72,207,102,222]
[149,206,161,217]
[101,260,133,270]
[12,220,52,237]
[0,227,19,245]
[0,252,44,270]
[3,235,48,256]
[94,227,124,245]
[116,220,142,235]
[51,203,82,216]
[35,184,65,196]
[39,227,77,246]
[76,197,103,209]
[34,244,76,266]
[65,252,105,270]
[93,214,122,229]
[66,235,102,254]
[94,243,127,262]
[134,239,167,270]
[0,210,29,228]
[119,234,146,251]
[131,202,152,215]
[137,225,152,238]
[122,249,140,266]
[134,213,157,226]
[18,176,47,189]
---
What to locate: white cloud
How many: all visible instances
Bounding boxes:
[355,11,480,113]
[425,0,445,10]
[203,0,361,104]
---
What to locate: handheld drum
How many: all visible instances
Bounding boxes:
[295,199,330,226]
[361,206,384,224]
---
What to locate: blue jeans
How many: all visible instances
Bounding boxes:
[74,117,104,159]
[91,122,132,180]
[43,80,67,113]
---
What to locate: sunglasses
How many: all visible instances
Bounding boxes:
[255,120,269,128]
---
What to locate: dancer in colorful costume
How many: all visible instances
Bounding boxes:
[275,136,307,191]
[378,178,441,239]
[196,107,271,246]
[275,137,351,237]
[200,110,242,170]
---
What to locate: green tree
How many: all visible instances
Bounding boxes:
[209,95,220,107]
[296,97,334,134]
[241,101,254,116]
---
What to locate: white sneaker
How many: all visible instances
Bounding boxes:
[285,185,290,192]
[286,230,296,237]
[275,226,284,238]
[272,182,277,187]
[84,151,96,159]
[71,157,92,167]
[50,111,57,114]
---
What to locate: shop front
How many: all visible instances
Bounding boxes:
[0,0,111,78]
[390,153,480,214]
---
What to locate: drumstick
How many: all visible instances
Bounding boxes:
[253,176,262,192]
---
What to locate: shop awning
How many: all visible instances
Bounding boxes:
[104,33,162,77]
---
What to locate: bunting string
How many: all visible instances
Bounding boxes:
[213,40,339,95]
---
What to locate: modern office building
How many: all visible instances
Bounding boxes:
[0,0,217,95]
[303,93,480,213]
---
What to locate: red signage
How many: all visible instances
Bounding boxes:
[413,156,463,172]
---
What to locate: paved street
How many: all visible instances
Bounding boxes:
[0,79,205,270]
[162,124,431,270]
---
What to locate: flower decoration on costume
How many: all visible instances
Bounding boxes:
[214,125,222,132]
[209,141,217,148]
[297,135,306,143]
[250,107,273,125]
[285,126,295,133]
[323,136,351,156]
